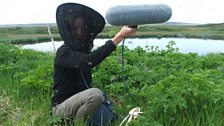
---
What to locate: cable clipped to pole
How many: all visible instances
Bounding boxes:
[121,39,139,107]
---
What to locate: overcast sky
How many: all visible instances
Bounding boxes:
[0,0,223,25]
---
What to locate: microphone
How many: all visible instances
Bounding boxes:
[105,4,172,26]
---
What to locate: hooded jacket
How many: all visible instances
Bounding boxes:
[52,3,116,107]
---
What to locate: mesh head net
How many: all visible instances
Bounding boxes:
[56,3,105,52]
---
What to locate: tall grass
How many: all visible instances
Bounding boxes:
[0,42,54,125]
[0,70,53,126]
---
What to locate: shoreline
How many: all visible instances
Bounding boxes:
[1,24,224,44]
[4,35,224,45]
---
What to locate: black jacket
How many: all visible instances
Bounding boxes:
[52,41,116,106]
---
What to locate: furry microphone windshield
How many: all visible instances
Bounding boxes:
[105,4,172,26]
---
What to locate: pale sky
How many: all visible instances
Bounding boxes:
[0,0,223,25]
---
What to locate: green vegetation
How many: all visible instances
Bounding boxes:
[0,26,61,44]
[1,23,224,44]
[0,41,223,125]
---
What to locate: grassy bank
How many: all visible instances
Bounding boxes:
[0,42,223,125]
[1,23,224,44]
[0,43,54,125]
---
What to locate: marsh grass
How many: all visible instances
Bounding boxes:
[0,72,52,125]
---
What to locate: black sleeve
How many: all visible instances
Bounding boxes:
[55,40,116,69]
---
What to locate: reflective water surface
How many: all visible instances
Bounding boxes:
[22,38,224,55]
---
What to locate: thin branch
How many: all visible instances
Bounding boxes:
[47,25,56,53]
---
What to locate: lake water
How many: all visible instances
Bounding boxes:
[22,38,224,55]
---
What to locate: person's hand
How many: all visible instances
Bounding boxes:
[112,26,137,46]
[117,26,137,38]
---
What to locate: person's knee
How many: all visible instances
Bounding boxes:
[89,88,104,104]
[76,88,104,117]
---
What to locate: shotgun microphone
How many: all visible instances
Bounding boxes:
[105,4,172,26]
